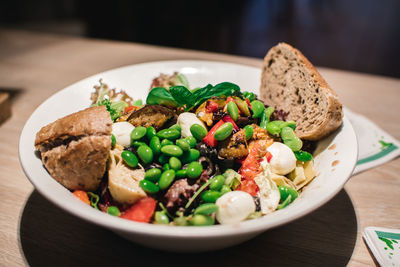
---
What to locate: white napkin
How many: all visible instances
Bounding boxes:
[344,108,400,174]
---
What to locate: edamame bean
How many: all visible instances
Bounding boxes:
[169,124,182,132]
[227,101,239,121]
[121,150,138,168]
[285,121,296,130]
[161,145,183,157]
[163,163,171,170]
[220,185,231,195]
[146,126,157,140]
[194,203,218,215]
[159,169,176,190]
[139,179,160,194]
[137,145,154,164]
[158,154,169,164]
[186,161,203,179]
[184,136,197,148]
[132,141,147,147]
[154,211,169,224]
[281,126,303,151]
[174,216,189,226]
[130,126,147,141]
[161,139,174,146]
[190,214,215,226]
[201,190,222,203]
[111,134,116,147]
[260,107,274,129]
[278,186,299,202]
[176,139,190,151]
[190,124,207,141]
[209,175,225,191]
[169,157,182,170]
[180,149,200,164]
[266,121,285,135]
[145,168,162,182]
[214,122,233,141]
[149,136,161,156]
[244,125,254,140]
[294,150,313,162]
[175,169,187,178]
[250,100,264,118]
[132,99,143,106]
[157,128,180,140]
[107,206,120,216]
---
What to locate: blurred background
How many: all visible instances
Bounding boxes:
[1,0,399,78]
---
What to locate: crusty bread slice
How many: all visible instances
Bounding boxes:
[260,42,343,141]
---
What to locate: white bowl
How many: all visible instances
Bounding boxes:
[19,60,358,252]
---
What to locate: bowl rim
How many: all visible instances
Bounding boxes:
[19,59,358,238]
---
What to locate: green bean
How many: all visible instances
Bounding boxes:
[159,170,176,190]
[137,145,154,164]
[220,185,231,195]
[161,139,174,147]
[175,169,187,178]
[201,190,222,203]
[227,101,239,121]
[145,168,162,182]
[184,136,197,148]
[209,175,225,191]
[169,157,182,170]
[180,149,200,164]
[278,186,298,202]
[169,124,182,132]
[154,211,169,224]
[244,125,254,140]
[146,126,157,140]
[190,214,215,226]
[111,134,116,147]
[130,126,147,141]
[139,179,160,194]
[132,141,147,147]
[194,203,218,215]
[174,216,189,226]
[260,107,274,129]
[294,150,313,162]
[190,124,207,141]
[163,163,171,170]
[157,128,180,140]
[250,100,265,118]
[176,139,190,151]
[281,126,303,151]
[158,154,169,164]
[214,122,233,141]
[107,206,120,216]
[121,150,138,168]
[149,136,161,156]
[186,161,203,179]
[161,145,183,157]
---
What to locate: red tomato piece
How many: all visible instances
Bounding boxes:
[120,197,156,223]
[73,190,90,205]
[203,120,225,147]
[205,101,219,113]
[237,179,259,196]
[245,98,252,109]
[124,106,134,113]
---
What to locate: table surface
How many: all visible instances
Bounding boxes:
[1,29,399,267]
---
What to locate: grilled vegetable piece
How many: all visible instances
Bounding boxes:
[127,105,177,130]
[34,106,112,191]
[108,145,146,205]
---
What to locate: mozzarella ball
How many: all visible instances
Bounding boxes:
[265,142,296,175]
[112,122,135,147]
[216,191,256,225]
[177,112,207,138]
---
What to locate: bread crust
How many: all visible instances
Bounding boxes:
[260,43,343,140]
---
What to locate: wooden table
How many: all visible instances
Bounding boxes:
[0,29,399,267]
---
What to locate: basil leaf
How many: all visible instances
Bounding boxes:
[169,86,195,109]
[146,87,178,107]
[192,82,240,107]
